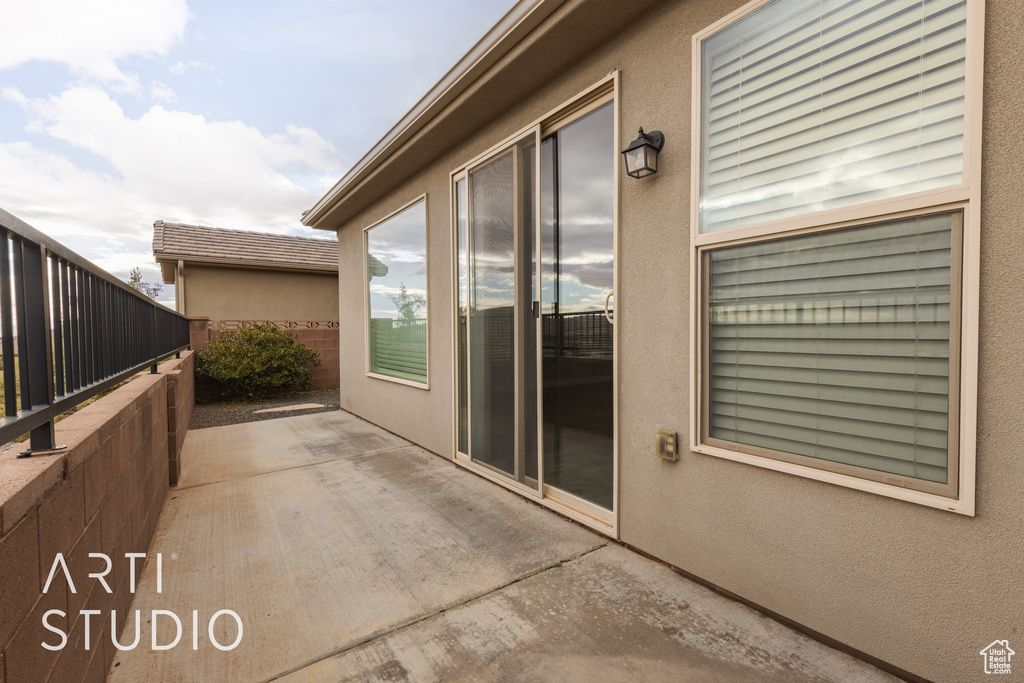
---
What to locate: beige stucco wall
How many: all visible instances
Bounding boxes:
[180,264,339,321]
[336,193,452,456]
[328,1,1024,680]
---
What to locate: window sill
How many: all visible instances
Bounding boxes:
[691,442,974,516]
[366,372,429,390]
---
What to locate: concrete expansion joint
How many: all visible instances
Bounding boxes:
[172,444,414,492]
[261,542,611,682]
[498,541,609,590]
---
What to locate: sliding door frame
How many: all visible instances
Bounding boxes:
[449,73,621,536]
[464,127,541,492]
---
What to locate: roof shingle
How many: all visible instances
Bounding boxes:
[153,221,337,270]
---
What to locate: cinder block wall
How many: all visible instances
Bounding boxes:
[162,352,196,486]
[289,329,339,391]
[187,317,210,353]
[0,355,195,683]
[190,319,340,391]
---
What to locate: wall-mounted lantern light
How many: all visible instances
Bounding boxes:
[621,128,665,179]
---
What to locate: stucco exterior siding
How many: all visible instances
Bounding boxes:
[336,187,453,455]
[323,1,1023,680]
[181,264,339,320]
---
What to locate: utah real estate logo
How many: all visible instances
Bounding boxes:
[980,640,1014,675]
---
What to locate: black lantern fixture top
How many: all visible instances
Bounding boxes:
[621,127,665,179]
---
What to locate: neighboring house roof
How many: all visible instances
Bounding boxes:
[153,221,338,273]
[368,256,388,278]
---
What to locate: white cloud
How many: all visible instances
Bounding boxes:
[0,0,191,90]
[1,87,27,107]
[370,285,426,298]
[149,81,177,103]
[92,252,166,288]
[1,86,344,278]
[169,60,205,76]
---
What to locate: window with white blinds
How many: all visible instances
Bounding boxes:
[705,213,959,494]
[694,0,980,502]
[699,0,967,234]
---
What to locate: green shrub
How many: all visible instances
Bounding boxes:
[196,324,321,400]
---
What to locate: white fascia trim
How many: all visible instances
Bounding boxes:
[154,254,337,275]
[301,0,568,228]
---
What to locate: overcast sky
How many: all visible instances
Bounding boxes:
[0,0,515,307]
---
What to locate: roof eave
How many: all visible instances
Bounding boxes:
[301,0,568,230]
[153,253,338,274]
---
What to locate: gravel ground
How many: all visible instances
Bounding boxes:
[189,389,341,430]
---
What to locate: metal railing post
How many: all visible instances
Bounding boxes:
[22,243,56,451]
[51,258,65,399]
[150,303,157,374]
[0,233,17,418]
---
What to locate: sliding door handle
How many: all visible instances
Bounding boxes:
[604,291,615,324]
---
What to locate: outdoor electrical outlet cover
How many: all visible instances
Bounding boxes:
[656,428,678,461]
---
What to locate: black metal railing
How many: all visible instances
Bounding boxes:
[0,208,189,454]
[542,310,613,358]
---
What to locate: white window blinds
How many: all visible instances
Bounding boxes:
[700,0,967,233]
[706,212,955,487]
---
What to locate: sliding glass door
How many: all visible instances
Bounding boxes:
[539,103,615,510]
[456,99,615,518]
[465,131,538,488]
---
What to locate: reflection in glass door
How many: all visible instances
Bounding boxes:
[540,103,614,510]
[456,99,615,516]
[465,133,537,488]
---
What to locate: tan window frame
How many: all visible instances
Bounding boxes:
[689,0,986,515]
[362,194,431,389]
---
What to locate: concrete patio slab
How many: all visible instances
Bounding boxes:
[283,544,894,683]
[108,412,604,682]
[252,403,326,415]
[177,409,409,486]
[108,411,895,683]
